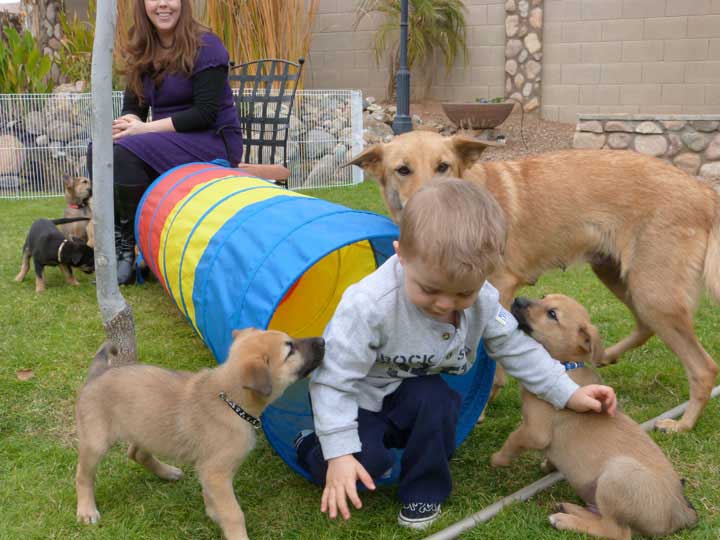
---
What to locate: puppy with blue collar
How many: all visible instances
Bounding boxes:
[491,294,698,540]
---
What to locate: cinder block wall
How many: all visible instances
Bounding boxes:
[306,0,720,124]
[542,0,720,123]
[305,0,507,103]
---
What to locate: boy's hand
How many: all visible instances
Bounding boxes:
[321,454,375,520]
[566,384,617,416]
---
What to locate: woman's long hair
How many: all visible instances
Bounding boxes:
[123,0,208,103]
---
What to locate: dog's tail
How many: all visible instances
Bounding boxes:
[704,204,720,302]
[86,341,120,382]
[52,217,90,225]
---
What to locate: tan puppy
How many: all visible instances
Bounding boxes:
[490,294,698,540]
[75,330,325,540]
[348,131,720,432]
[62,174,92,242]
[85,196,95,248]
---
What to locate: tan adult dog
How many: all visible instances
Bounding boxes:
[62,174,92,242]
[75,330,325,540]
[347,131,720,432]
[490,294,698,540]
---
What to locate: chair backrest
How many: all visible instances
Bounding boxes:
[228,58,305,168]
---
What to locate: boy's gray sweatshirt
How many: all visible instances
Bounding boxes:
[309,255,579,460]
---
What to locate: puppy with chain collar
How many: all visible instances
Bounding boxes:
[75,329,325,540]
[490,294,698,540]
[15,217,94,293]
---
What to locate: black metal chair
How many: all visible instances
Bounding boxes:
[223,58,305,189]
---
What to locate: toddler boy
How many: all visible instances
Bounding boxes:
[296,178,617,530]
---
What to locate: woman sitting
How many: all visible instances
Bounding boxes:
[87,0,242,284]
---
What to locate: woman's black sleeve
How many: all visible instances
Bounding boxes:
[171,66,228,132]
[120,88,149,121]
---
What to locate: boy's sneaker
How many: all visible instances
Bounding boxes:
[397,502,441,530]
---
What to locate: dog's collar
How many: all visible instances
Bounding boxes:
[563,361,585,371]
[218,392,261,429]
[57,239,68,263]
[69,198,89,209]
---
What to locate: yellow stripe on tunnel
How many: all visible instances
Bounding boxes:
[268,240,377,337]
[158,176,307,332]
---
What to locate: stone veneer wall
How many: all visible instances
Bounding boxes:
[573,114,720,179]
[504,0,543,112]
[24,0,64,83]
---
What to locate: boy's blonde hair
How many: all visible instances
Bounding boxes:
[398,177,507,283]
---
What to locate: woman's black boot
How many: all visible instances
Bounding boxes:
[114,184,146,286]
[115,219,136,285]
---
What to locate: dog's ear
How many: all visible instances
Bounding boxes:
[451,136,495,169]
[343,144,384,182]
[70,247,84,266]
[232,328,259,341]
[242,361,273,397]
[578,323,605,365]
[63,174,73,188]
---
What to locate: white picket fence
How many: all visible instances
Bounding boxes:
[0,89,363,199]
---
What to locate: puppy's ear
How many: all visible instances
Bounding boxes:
[70,247,84,266]
[242,361,272,397]
[343,144,384,182]
[63,174,72,188]
[232,328,258,340]
[578,324,605,365]
[451,136,495,169]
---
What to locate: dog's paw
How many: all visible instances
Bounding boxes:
[548,512,572,530]
[159,465,184,481]
[598,349,621,367]
[490,452,512,468]
[655,418,689,433]
[77,508,101,525]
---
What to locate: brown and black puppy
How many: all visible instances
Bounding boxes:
[490,294,698,540]
[75,329,325,540]
[348,131,720,432]
[62,174,92,242]
[15,217,94,293]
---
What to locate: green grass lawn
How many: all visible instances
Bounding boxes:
[1,183,718,540]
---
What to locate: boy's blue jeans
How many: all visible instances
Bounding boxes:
[297,375,462,504]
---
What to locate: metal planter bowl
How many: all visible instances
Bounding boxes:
[441,102,514,129]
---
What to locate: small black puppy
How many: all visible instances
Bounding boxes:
[15,217,94,293]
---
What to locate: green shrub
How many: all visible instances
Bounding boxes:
[58,0,95,85]
[0,26,53,93]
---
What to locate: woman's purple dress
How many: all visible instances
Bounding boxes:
[116,32,243,172]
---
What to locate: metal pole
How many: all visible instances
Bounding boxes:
[392,0,412,135]
[423,385,720,540]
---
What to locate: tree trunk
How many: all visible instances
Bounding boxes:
[91,0,137,366]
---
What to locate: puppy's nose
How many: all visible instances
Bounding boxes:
[312,338,325,356]
[512,297,530,310]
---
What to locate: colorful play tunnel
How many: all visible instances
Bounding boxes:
[135,162,495,483]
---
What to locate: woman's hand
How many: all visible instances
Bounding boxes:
[112,116,147,139]
[112,114,143,137]
[566,384,618,416]
[321,454,375,520]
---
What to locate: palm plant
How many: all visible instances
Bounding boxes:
[355,0,468,99]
